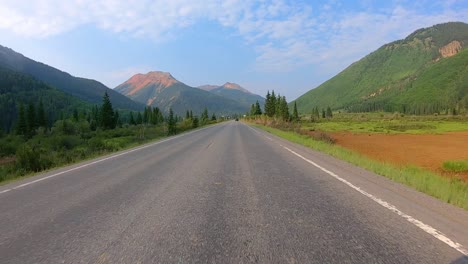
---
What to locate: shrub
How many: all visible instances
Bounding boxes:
[88,137,105,151]
[0,135,24,156]
[15,144,53,173]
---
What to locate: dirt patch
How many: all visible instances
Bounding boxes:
[0,156,15,166]
[331,131,468,181]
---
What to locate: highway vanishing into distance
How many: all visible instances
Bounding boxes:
[0,121,467,263]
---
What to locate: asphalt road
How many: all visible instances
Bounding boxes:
[0,121,467,263]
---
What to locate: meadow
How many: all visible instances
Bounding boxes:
[301,112,468,134]
[248,112,468,209]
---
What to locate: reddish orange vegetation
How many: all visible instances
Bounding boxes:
[126,72,178,95]
[331,131,468,181]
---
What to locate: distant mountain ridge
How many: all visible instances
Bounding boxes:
[197,82,265,108]
[0,45,143,111]
[294,22,468,114]
[115,71,249,115]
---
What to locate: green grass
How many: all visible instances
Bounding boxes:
[443,160,468,172]
[254,124,468,210]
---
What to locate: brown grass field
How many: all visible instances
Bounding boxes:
[331,131,468,181]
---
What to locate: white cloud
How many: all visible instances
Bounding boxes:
[0,0,467,77]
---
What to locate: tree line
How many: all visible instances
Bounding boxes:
[8,91,222,139]
[247,90,306,122]
[0,92,221,182]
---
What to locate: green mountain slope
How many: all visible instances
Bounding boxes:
[0,45,143,111]
[115,72,247,116]
[294,22,468,114]
[0,67,90,132]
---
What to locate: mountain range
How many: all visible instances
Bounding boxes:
[115,72,263,116]
[197,83,265,108]
[0,45,143,111]
[0,45,264,123]
[294,22,468,114]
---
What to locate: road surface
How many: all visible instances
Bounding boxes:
[0,121,467,263]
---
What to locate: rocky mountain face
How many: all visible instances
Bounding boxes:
[115,72,249,115]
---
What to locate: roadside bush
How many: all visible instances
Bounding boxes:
[52,119,77,135]
[88,137,105,151]
[49,135,83,151]
[103,137,132,151]
[0,135,24,156]
[15,144,53,173]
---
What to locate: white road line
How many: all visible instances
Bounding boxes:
[282,146,468,257]
[0,125,213,195]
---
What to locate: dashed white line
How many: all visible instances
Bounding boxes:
[282,146,468,257]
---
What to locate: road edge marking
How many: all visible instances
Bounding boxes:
[0,124,216,195]
[246,125,468,256]
[282,145,468,257]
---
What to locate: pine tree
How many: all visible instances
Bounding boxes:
[129,112,136,125]
[26,102,36,137]
[151,107,161,125]
[167,108,177,135]
[250,104,256,116]
[73,108,79,122]
[189,110,193,120]
[292,101,299,121]
[136,112,143,125]
[255,100,262,115]
[264,91,271,115]
[192,116,199,128]
[114,110,121,127]
[37,99,47,128]
[269,90,277,117]
[16,103,27,136]
[322,109,326,118]
[211,113,216,121]
[280,96,289,121]
[143,107,150,124]
[186,110,190,119]
[326,106,333,118]
[100,92,115,129]
[201,107,209,122]
[275,94,282,118]
[315,107,320,119]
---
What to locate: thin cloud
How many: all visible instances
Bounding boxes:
[0,0,466,77]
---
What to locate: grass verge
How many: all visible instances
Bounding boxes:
[254,124,468,210]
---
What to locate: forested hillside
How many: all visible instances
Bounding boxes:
[0,45,144,111]
[294,22,468,115]
[0,67,89,133]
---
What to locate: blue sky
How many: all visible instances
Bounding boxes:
[0,0,467,100]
